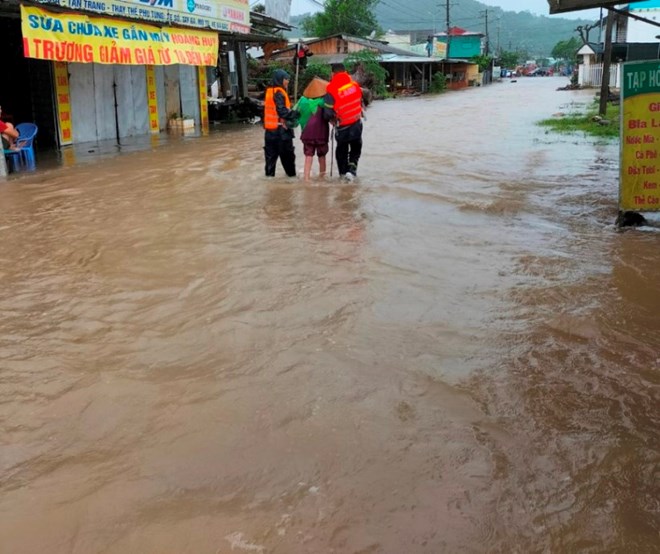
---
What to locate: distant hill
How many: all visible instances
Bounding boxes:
[290,0,598,57]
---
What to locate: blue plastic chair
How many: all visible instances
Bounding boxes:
[3,148,22,172]
[15,123,38,170]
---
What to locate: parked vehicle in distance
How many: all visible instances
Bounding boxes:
[528,67,553,77]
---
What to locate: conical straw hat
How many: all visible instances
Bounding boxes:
[302,77,330,99]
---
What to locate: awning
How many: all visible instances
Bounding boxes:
[547,0,622,14]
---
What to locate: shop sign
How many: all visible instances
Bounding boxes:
[197,66,209,131]
[31,0,250,33]
[146,65,160,133]
[22,5,218,66]
[53,62,73,145]
[620,61,660,212]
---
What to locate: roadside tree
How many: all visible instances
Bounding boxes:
[497,50,520,69]
[551,37,581,64]
[301,0,382,38]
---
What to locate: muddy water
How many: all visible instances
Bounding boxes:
[1,78,658,553]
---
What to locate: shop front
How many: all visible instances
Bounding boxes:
[22,3,221,146]
[1,0,250,156]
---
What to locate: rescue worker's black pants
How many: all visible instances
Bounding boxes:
[264,133,296,177]
[335,120,363,176]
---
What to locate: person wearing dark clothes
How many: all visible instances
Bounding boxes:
[292,41,313,70]
[324,63,364,181]
[263,69,298,177]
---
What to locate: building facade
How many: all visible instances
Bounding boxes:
[0,0,250,149]
[626,0,660,42]
[435,27,485,60]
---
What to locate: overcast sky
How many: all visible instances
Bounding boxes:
[287,0,602,20]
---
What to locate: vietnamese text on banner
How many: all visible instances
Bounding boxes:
[21,4,219,66]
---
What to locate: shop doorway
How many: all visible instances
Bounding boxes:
[67,63,150,144]
[0,17,58,148]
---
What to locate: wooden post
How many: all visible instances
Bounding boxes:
[599,10,614,117]
[294,50,300,104]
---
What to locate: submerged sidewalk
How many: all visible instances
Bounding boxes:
[1,123,244,180]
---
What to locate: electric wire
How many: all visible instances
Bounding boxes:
[286,0,583,53]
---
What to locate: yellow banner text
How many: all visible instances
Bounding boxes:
[21,5,218,66]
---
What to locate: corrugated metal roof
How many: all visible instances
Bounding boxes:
[292,53,470,65]
[630,0,660,9]
[548,0,621,14]
[379,54,440,63]
[273,33,427,59]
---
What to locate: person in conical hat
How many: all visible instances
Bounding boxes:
[302,77,328,99]
[295,77,331,182]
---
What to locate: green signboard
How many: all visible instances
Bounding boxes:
[619,61,660,212]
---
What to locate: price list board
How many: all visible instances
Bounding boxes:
[620,61,660,212]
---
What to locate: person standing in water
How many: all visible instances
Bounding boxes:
[263,69,298,178]
[295,78,330,182]
[324,63,364,181]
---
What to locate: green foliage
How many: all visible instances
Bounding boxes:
[368,0,595,57]
[429,71,447,94]
[497,50,521,68]
[301,0,382,38]
[248,59,295,93]
[247,52,390,104]
[471,54,493,72]
[538,103,620,140]
[344,49,388,97]
[296,61,333,98]
[551,37,581,63]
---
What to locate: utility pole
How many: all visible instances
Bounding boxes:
[481,9,490,55]
[599,9,614,117]
[442,0,451,60]
[439,0,455,60]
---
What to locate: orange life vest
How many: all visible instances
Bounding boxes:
[263,86,291,130]
[329,78,362,127]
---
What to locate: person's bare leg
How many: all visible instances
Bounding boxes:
[2,123,18,150]
[318,155,326,178]
[304,156,313,182]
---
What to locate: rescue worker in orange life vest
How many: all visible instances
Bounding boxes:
[324,63,364,181]
[263,69,299,177]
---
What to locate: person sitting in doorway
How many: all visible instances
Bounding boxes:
[0,106,19,151]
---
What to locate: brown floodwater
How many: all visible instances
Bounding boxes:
[1,77,658,553]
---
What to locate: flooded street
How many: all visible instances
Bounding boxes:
[1,77,658,553]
